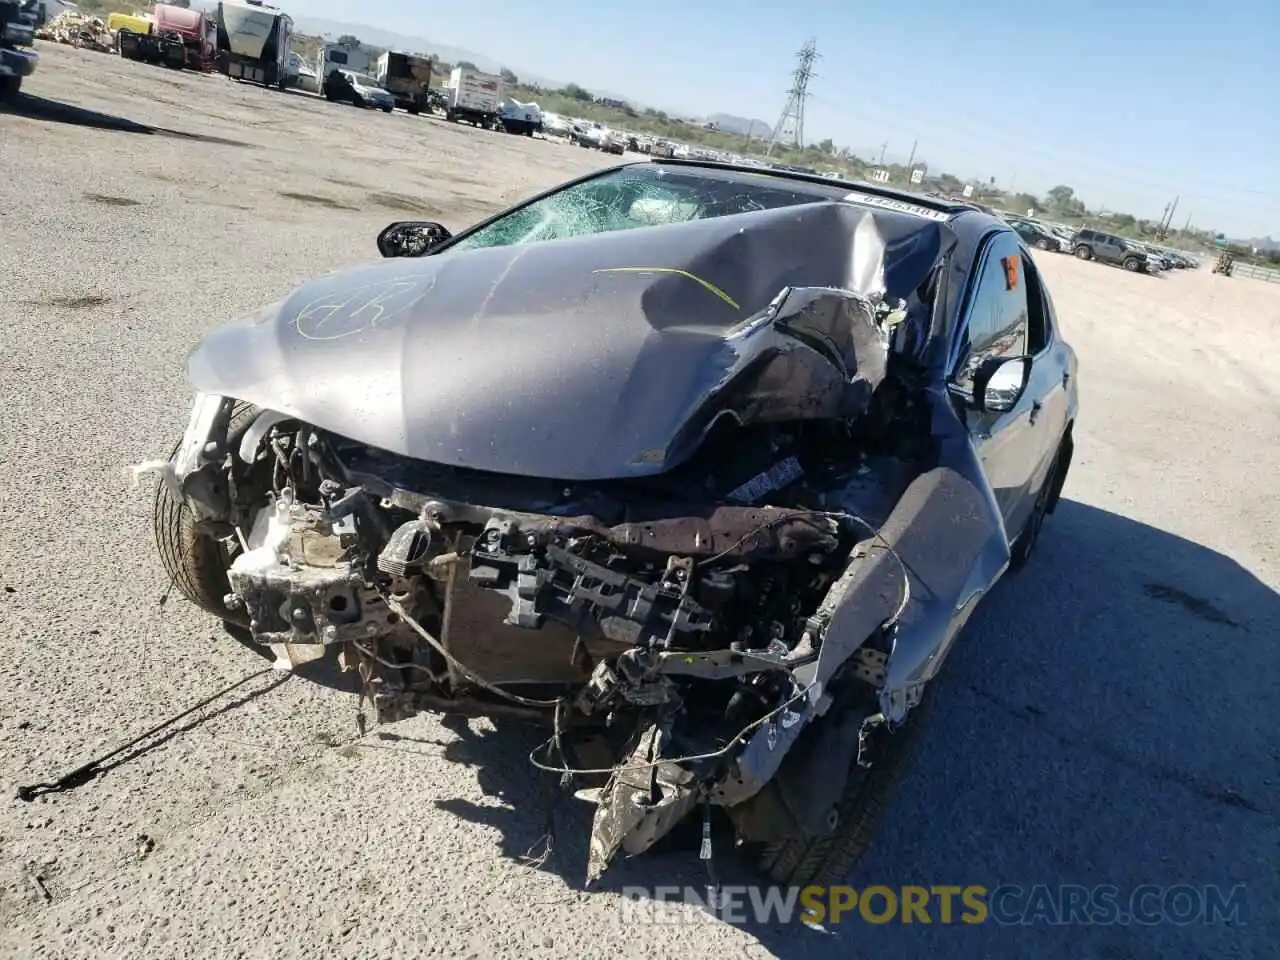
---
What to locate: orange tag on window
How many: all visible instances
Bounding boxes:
[1002,255,1020,290]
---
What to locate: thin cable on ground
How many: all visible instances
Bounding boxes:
[15,665,283,801]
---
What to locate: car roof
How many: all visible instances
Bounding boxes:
[645,158,1003,231]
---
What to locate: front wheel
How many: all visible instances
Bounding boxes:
[748,689,934,887]
[1074,245,1092,260]
[153,402,262,624]
[1035,238,1050,250]
[1010,434,1069,569]
[1122,257,1142,271]
[381,104,392,113]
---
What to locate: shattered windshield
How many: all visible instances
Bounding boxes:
[445,165,838,254]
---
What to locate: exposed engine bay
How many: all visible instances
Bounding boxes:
[147,382,939,880]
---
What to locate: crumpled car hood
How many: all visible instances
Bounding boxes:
[186,200,944,479]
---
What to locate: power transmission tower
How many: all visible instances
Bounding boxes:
[765,40,819,158]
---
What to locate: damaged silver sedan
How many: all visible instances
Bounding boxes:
[141,160,1079,886]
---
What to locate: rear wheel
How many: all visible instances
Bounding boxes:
[152,402,262,625]
[1035,238,1050,250]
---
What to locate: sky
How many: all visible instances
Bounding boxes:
[289,0,1278,238]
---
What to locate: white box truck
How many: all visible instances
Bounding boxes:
[444,65,503,128]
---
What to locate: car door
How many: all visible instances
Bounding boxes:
[950,229,1039,533]
[1098,234,1124,264]
[1016,252,1073,501]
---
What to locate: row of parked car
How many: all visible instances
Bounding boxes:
[1001,215,1199,274]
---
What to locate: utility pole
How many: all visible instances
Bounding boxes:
[765,40,819,159]
[905,140,917,177]
[1156,196,1179,241]
[878,142,887,166]
[1182,212,1192,233]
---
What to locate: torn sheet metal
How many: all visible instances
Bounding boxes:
[586,725,699,883]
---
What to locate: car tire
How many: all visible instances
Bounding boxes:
[1074,245,1092,260]
[1122,257,1141,271]
[748,687,934,888]
[0,73,19,98]
[152,401,263,625]
[381,104,392,113]
[1035,238,1050,250]
[1009,438,1068,570]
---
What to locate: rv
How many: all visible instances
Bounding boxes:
[315,41,370,86]
[214,0,292,89]
[374,50,432,114]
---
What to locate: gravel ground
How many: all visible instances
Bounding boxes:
[2,45,1277,960]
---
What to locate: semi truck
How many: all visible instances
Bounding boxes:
[443,65,503,128]
[374,50,432,114]
[214,0,292,89]
[0,0,41,97]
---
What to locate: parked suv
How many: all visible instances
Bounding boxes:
[1070,229,1149,272]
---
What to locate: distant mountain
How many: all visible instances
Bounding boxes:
[1246,236,1279,251]
[705,114,772,138]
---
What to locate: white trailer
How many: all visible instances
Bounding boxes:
[214,0,292,89]
[444,65,503,128]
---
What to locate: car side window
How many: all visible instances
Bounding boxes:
[953,231,1029,391]
[1022,253,1051,355]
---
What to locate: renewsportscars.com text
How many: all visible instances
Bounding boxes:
[618,883,1249,927]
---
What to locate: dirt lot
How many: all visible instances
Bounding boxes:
[2,44,1277,960]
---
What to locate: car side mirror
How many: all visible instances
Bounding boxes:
[970,356,1031,413]
[376,221,453,258]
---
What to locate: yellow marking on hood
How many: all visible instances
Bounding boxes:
[592,267,740,311]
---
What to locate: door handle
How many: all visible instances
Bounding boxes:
[1029,400,1043,425]
[1062,370,1070,387]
